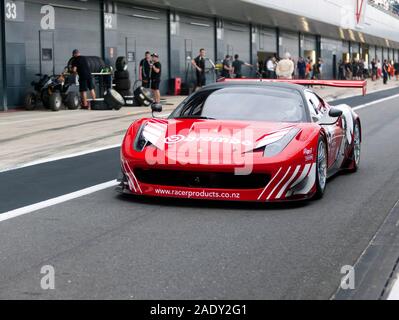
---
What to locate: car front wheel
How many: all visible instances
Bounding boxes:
[314,136,328,199]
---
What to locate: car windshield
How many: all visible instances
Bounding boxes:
[172,87,306,123]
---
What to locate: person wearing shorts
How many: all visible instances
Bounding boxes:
[192,49,207,90]
[71,49,96,109]
[150,53,161,103]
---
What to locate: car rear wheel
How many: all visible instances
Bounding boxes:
[314,136,327,199]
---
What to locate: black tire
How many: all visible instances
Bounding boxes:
[91,100,111,110]
[116,89,133,97]
[49,92,62,112]
[69,56,106,73]
[24,92,37,110]
[65,92,80,110]
[314,136,328,200]
[114,70,130,80]
[134,86,154,106]
[104,89,125,108]
[114,78,131,91]
[41,90,51,109]
[116,56,128,72]
[348,120,361,173]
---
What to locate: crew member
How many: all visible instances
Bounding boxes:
[221,55,233,78]
[232,54,252,79]
[192,49,206,90]
[150,53,162,104]
[71,49,96,109]
[139,51,152,88]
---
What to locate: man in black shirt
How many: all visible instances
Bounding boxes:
[192,48,206,90]
[139,51,152,88]
[71,49,96,109]
[150,53,161,103]
[221,55,233,78]
[232,54,252,78]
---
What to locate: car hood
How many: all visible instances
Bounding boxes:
[141,118,300,153]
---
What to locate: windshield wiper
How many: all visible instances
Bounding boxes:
[175,116,216,120]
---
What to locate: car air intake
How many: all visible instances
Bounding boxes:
[134,169,270,190]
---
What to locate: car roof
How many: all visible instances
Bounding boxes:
[201,81,307,93]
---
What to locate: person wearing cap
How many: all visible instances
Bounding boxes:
[275,52,295,79]
[70,49,96,109]
[150,53,161,104]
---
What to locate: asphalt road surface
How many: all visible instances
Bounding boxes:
[0,90,399,299]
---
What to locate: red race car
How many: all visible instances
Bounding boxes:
[118,79,363,202]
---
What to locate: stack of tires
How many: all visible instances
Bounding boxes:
[114,57,132,99]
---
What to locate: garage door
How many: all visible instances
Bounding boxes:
[321,38,344,80]
[279,31,299,61]
[223,21,250,68]
[5,0,101,106]
[171,14,216,86]
[258,26,277,53]
[376,47,383,62]
[370,46,376,60]
[112,4,168,93]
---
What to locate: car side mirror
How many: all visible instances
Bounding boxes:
[151,103,162,117]
[328,108,343,118]
[318,108,342,125]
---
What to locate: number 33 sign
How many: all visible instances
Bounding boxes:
[5,1,17,20]
[5,0,24,22]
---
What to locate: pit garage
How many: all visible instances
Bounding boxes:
[4,0,102,106]
[256,26,277,73]
[376,46,383,62]
[170,13,216,89]
[321,38,346,80]
[105,3,169,93]
[223,21,251,76]
[301,34,317,62]
[279,30,299,61]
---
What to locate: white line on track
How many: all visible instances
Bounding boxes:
[352,93,399,111]
[0,180,119,223]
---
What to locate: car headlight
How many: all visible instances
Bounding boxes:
[263,128,301,157]
[133,124,152,152]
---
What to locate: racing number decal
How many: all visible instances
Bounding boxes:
[5,1,17,20]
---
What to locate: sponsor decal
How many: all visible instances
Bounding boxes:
[303,147,314,161]
[164,134,252,146]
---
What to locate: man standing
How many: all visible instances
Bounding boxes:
[297,57,306,79]
[221,55,233,79]
[232,54,252,79]
[382,59,389,85]
[150,53,162,103]
[192,48,206,90]
[275,52,294,79]
[71,49,96,109]
[266,56,276,79]
[139,51,152,88]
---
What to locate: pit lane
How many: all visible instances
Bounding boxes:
[0,92,399,299]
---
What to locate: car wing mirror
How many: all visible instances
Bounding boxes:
[318,108,342,125]
[151,103,163,117]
